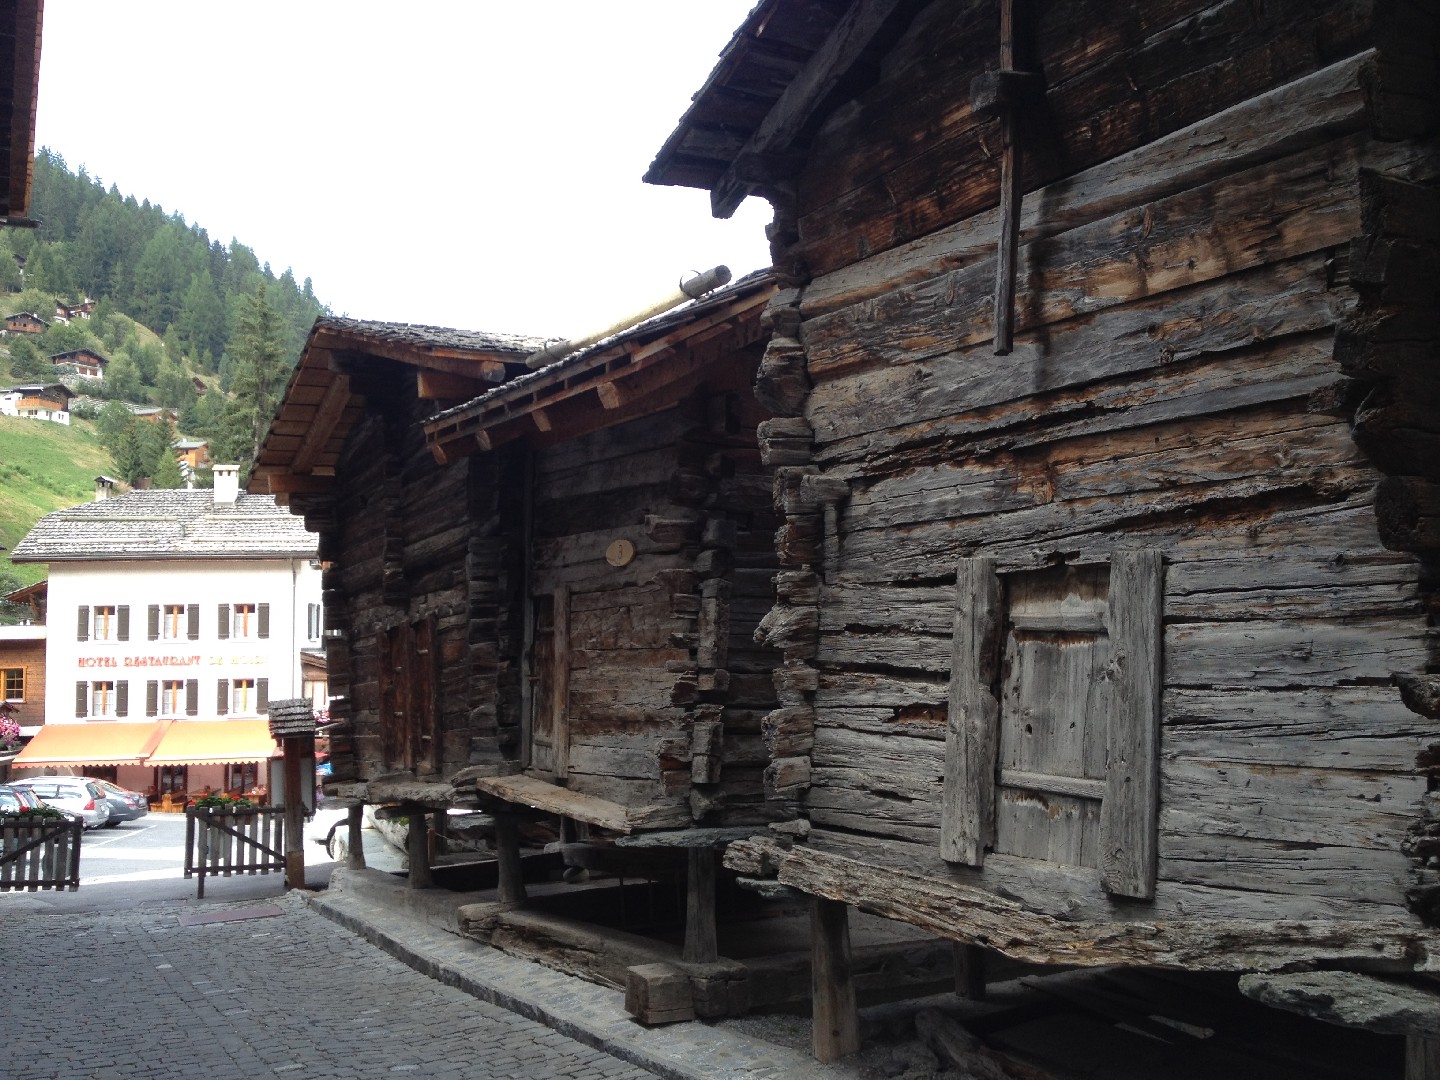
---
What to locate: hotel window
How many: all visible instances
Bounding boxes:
[160,680,184,717]
[78,604,130,642]
[220,677,269,716]
[307,603,322,641]
[156,765,187,795]
[79,680,129,718]
[150,603,198,641]
[219,603,270,640]
[2,667,22,701]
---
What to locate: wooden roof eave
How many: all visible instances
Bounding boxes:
[423,284,776,465]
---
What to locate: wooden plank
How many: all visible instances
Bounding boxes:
[941,558,1003,866]
[1100,550,1163,899]
[551,586,571,781]
[474,773,634,833]
[811,897,860,1062]
[731,836,1440,973]
[999,769,1106,801]
[683,847,718,964]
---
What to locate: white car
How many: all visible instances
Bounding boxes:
[8,777,112,829]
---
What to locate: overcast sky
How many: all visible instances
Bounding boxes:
[35,3,773,338]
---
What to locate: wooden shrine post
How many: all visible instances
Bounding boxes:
[970,0,1042,355]
[267,698,318,891]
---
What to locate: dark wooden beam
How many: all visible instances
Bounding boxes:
[289,374,352,476]
[711,0,908,218]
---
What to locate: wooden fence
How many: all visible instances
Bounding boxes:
[0,816,83,891]
[185,805,285,898]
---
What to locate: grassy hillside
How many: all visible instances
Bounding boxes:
[0,414,114,587]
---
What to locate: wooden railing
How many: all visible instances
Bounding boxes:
[0,816,83,891]
[185,805,285,898]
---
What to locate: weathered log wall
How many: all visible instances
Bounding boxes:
[751,0,1440,932]
[292,356,510,784]
[511,372,784,827]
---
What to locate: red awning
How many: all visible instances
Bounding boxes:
[144,719,279,766]
[13,721,164,767]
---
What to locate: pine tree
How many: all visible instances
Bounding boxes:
[7,336,49,379]
[227,283,289,469]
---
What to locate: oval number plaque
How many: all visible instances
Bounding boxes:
[605,538,636,567]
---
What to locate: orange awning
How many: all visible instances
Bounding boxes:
[13,721,165,767]
[145,719,280,766]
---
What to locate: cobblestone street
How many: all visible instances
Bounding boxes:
[2,891,654,1080]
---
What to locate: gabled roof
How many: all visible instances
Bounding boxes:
[644,0,917,217]
[50,347,108,363]
[5,310,45,323]
[251,316,546,502]
[9,489,319,562]
[2,381,73,398]
[425,270,778,462]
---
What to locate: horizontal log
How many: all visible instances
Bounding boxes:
[1239,971,1440,1038]
[725,837,1440,973]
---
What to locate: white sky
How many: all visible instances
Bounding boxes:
[34,2,774,339]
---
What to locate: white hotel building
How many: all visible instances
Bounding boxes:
[9,466,323,796]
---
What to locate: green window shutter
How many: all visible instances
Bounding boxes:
[117,605,130,642]
[76,605,89,642]
[185,679,198,716]
[216,679,229,715]
[146,680,158,717]
[217,604,230,640]
[1098,550,1164,900]
[257,678,269,714]
[116,681,129,717]
[258,603,270,640]
[75,681,87,718]
[147,605,160,641]
[187,604,200,640]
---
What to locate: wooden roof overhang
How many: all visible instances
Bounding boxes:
[0,0,41,224]
[423,275,779,465]
[251,319,539,505]
[643,0,920,217]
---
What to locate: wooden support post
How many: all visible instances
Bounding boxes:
[954,943,987,1000]
[282,736,308,890]
[811,897,860,1062]
[495,810,527,907]
[1408,1035,1440,1080]
[405,807,432,889]
[683,847,719,964]
[992,0,1021,356]
[346,802,366,869]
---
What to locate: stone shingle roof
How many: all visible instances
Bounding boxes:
[312,315,546,357]
[9,489,318,562]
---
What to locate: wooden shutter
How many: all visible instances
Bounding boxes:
[257,603,270,639]
[76,605,89,642]
[1098,550,1163,900]
[75,681,87,718]
[941,559,1003,866]
[185,679,198,716]
[117,605,130,641]
[217,604,230,640]
[216,679,229,715]
[146,680,158,717]
[147,605,160,641]
[116,681,129,717]
[256,678,269,714]
[187,603,199,640]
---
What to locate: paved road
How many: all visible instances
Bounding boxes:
[2,889,655,1080]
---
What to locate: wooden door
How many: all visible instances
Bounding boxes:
[993,565,1112,868]
[528,587,570,780]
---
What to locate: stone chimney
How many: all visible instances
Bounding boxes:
[94,475,116,502]
[213,464,240,508]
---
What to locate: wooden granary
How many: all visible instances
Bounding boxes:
[646,0,1440,1063]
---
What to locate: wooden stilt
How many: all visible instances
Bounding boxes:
[346,802,366,869]
[405,807,432,889]
[683,847,718,963]
[811,897,860,1062]
[954,943,987,1000]
[495,810,526,907]
[1407,1035,1440,1080]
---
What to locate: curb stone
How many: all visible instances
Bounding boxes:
[306,868,861,1080]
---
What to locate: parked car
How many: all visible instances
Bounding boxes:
[0,784,45,812]
[7,777,111,829]
[85,778,149,825]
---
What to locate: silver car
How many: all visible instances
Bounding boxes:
[8,777,112,829]
[87,778,150,826]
